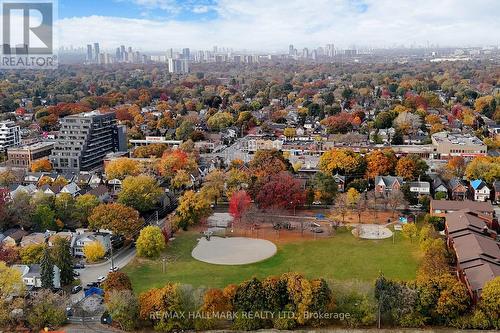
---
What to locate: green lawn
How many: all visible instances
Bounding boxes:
[123,228,420,294]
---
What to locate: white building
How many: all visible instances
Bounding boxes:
[0,121,20,151]
[13,264,61,289]
[168,58,189,74]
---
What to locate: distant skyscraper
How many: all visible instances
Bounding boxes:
[302,47,309,58]
[93,43,100,63]
[115,47,121,61]
[168,58,189,74]
[120,45,126,60]
[289,44,294,55]
[182,48,190,60]
[325,43,335,57]
[86,44,93,62]
[166,48,174,59]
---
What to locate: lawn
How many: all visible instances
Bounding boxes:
[123,228,420,294]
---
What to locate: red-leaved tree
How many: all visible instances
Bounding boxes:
[229,190,252,224]
[255,172,305,211]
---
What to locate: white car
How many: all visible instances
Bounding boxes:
[97,276,106,283]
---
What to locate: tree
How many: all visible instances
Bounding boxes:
[26,290,68,330]
[73,194,100,226]
[321,112,354,133]
[0,170,17,186]
[207,112,233,131]
[32,204,57,231]
[133,143,168,158]
[40,245,54,289]
[88,203,143,239]
[465,156,500,184]
[105,158,142,180]
[255,172,305,210]
[83,241,105,263]
[229,190,252,224]
[8,191,34,229]
[102,272,133,304]
[283,127,296,139]
[445,156,466,178]
[333,193,349,223]
[346,188,360,209]
[54,193,75,227]
[171,169,192,190]
[436,280,470,321]
[20,243,44,264]
[118,175,163,212]
[0,261,24,298]
[201,169,226,205]
[31,159,52,172]
[51,237,73,286]
[387,190,406,217]
[173,190,211,230]
[106,290,139,331]
[0,245,19,264]
[319,148,365,176]
[393,111,422,135]
[136,226,166,258]
[158,149,197,180]
[396,155,428,181]
[225,168,250,198]
[402,223,418,243]
[365,149,397,179]
[479,277,500,328]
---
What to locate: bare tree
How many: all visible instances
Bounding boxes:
[387,190,407,217]
[333,193,349,224]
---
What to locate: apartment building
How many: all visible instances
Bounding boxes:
[0,121,20,151]
[49,111,126,172]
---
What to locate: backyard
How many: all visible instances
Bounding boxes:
[123,226,421,293]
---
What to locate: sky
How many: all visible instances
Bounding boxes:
[53,0,500,51]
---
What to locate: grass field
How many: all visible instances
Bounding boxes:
[123,228,421,294]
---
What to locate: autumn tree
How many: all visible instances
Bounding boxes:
[105,158,142,180]
[255,172,305,210]
[20,244,44,264]
[445,156,466,178]
[312,172,338,204]
[88,203,143,239]
[73,194,100,226]
[171,169,192,190]
[465,156,500,183]
[26,290,68,330]
[31,159,52,172]
[83,241,105,263]
[133,143,169,158]
[396,154,428,181]
[118,175,163,212]
[172,190,211,230]
[365,149,397,179]
[207,112,234,131]
[106,290,139,331]
[229,190,252,224]
[201,169,226,205]
[319,148,365,176]
[225,168,250,198]
[102,271,133,303]
[333,193,349,223]
[479,277,500,328]
[402,223,418,243]
[0,245,19,265]
[136,226,166,258]
[157,149,197,180]
[54,193,75,227]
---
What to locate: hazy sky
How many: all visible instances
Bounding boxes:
[55,0,499,51]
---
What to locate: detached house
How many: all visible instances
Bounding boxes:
[375,176,403,196]
[73,231,111,258]
[493,180,500,204]
[448,177,468,201]
[470,180,490,202]
[430,174,449,199]
[13,264,61,289]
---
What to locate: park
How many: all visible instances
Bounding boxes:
[123,209,421,293]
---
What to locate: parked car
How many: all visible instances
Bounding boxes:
[311,228,324,233]
[71,285,82,294]
[73,263,85,269]
[109,266,119,273]
[73,271,80,277]
[97,276,106,283]
[86,282,99,288]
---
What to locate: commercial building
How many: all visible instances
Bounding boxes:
[49,111,126,172]
[431,132,487,157]
[7,141,54,169]
[0,121,20,151]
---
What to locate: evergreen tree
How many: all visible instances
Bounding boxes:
[51,237,73,286]
[40,245,54,289]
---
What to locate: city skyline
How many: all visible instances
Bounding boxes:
[54,0,500,51]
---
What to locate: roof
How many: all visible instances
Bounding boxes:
[375,175,403,188]
[3,228,29,241]
[448,177,467,190]
[431,200,494,213]
[446,211,494,236]
[471,179,489,191]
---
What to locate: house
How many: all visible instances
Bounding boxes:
[470,180,491,202]
[375,176,403,196]
[23,172,44,184]
[448,177,468,201]
[89,174,104,188]
[86,184,111,202]
[430,175,449,199]
[47,231,74,247]
[430,199,495,218]
[9,184,37,198]
[445,211,499,303]
[493,180,500,204]
[408,181,431,196]
[1,228,29,247]
[38,184,62,196]
[73,231,112,258]
[20,233,46,247]
[60,182,81,197]
[333,174,346,192]
[13,264,61,289]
